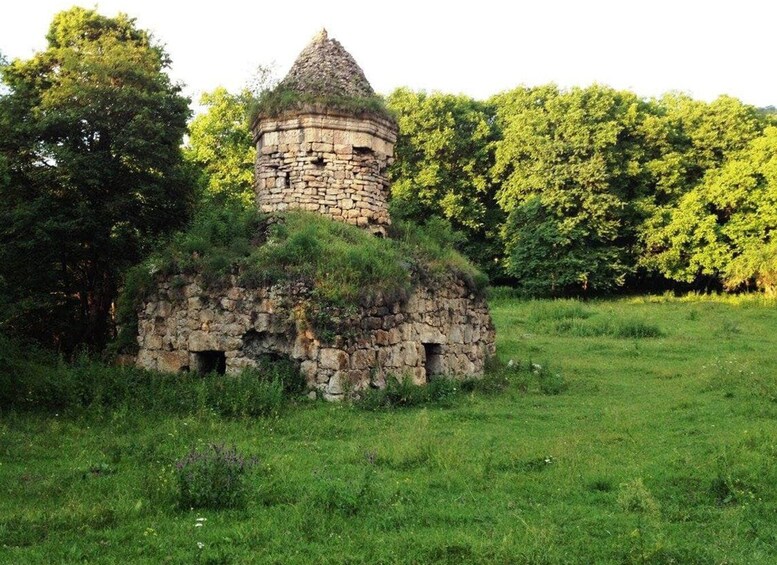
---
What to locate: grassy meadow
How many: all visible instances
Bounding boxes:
[2,295,777,563]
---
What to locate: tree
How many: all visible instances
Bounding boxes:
[492,85,648,294]
[0,7,193,352]
[386,88,503,279]
[638,95,766,285]
[185,87,256,207]
[643,127,777,293]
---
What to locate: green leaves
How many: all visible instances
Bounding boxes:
[185,87,256,207]
[491,85,643,294]
[0,7,192,351]
[646,127,777,292]
[386,88,502,279]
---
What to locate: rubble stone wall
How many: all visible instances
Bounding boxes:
[254,110,397,236]
[136,276,495,400]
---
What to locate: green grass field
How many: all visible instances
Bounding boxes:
[2,296,777,564]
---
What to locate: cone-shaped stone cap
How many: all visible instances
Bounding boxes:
[277,29,375,99]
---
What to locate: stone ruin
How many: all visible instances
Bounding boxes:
[135,30,496,399]
[254,30,395,236]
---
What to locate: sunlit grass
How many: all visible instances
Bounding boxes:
[2,296,777,563]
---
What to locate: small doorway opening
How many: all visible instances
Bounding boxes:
[423,343,443,380]
[193,350,226,375]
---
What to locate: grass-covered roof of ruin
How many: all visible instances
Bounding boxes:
[250,29,394,123]
[117,207,486,348]
[116,207,486,352]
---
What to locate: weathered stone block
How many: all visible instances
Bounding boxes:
[326,373,344,395]
[319,348,348,370]
[158,351,189,373]
[144,334,163,350]
[300,360,317,383]
[188,331,217,352]
[350,349,375,370]
[374,329,390,346]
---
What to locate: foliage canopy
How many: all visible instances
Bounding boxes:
[0,7,192,351]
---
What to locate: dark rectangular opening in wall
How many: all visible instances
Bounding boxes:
[194,350,226,375]
[423,343,443,380]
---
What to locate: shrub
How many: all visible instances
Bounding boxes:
[175,443,258,510]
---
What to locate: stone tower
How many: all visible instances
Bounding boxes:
[134,32,496,398]
[252,30,397,236]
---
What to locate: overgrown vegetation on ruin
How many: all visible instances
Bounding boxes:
[115,207,486,351]
[248,87,394,124]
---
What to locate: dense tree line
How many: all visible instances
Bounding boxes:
[185,83,777,296]
[2,7,775,356]
[387,87,775,296]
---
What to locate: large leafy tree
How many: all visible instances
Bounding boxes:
[0,7,193,351]
[492,85,649,294]
[637,95,765,283]
[386,88,503,278]
[185,87,256,207]
[643,127,777,293]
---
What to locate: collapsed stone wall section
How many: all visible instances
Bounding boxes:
[136,275,495,400]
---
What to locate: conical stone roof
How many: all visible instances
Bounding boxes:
[277,29,375,99]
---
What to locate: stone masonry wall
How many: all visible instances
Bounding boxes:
[254,110,396,236]
[136,276,495,400]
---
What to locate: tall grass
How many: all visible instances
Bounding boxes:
[3,297,777,563]
[520,299,664,339]
[0,336,290,417]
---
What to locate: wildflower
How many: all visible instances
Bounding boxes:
[197,542,205,549]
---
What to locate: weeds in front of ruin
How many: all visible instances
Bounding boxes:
[176,444,259,510]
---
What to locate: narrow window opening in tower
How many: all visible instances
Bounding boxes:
[423,343,443,381]
[311,156,325,167]
[284,173,291,188]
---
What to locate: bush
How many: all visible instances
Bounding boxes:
[176,444,258,510]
